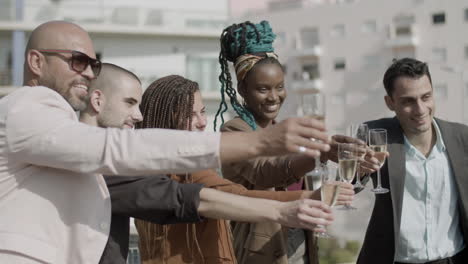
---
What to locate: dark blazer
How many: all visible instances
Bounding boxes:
[99,175,204,264]
[357,117,468,264]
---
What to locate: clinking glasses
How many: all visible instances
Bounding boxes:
[37,49,102,77]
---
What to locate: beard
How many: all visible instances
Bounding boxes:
[44,77,89,111]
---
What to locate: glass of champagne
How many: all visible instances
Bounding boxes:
[314,163,339,238]
[369,129,389,194]
[348,123,369,189]
[300,92,326,122]
[299,92,326,177]
[337,143,359,210]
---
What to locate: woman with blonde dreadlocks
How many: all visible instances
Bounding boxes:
[134,75,354,264]
[215,21,332,264]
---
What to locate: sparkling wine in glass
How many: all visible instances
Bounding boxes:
[348,124,369,189]
[314,164,339,238]
[369,129,389,194]
[337,143,358,210]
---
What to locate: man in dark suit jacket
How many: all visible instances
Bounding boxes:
[357,58,468,264]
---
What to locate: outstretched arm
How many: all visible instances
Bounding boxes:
[9,88,329,178]
[220,117,330,164]
[221,118,330,188]
[197,188,333,231]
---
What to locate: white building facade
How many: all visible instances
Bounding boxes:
[236,0,468,134]
[0,0,229,131]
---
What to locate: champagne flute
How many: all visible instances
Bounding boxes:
[348,123,369,189]
[369,129,389,194]
[337,143,358,210]
[300,92,326,122]
[299,92,326,175]
[314,163,339,238]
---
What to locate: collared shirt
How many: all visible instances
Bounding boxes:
[395,120,464,263]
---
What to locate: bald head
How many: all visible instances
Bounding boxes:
[25,21,96,79]
[26,21,93,54]
[24,21,98,111]
[80,63,143,129]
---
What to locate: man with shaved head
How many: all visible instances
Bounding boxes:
[0,21,332,263]
[80,63,143,129]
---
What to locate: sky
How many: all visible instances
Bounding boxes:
[229,0,271,17]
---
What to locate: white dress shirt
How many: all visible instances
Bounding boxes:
[395,120,464,263]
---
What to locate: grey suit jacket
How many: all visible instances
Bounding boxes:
[357,117,468,264]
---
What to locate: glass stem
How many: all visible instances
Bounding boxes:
[356,164,362,185]
[315,156,320,169]
[376,169,382,188]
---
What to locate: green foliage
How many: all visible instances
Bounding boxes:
[318,238,361,264]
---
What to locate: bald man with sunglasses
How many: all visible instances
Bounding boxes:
[0,21,332,263]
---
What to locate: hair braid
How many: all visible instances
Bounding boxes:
[135,75,202,263]
[137,75,199,131]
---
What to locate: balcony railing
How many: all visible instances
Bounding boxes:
[291,46,322,57]
[291,78,323,92]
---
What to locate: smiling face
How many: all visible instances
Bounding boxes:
[26,22,98,111]
[96,75,143,129]
[385,75,435,137]
[239,62,286,127]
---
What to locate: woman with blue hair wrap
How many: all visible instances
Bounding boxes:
[216,21,322,264]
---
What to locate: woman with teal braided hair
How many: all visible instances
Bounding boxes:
[216,21,322,264]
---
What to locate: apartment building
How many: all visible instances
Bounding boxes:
[236,0,468,134]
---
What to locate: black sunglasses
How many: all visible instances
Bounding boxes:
[37,49,102,77]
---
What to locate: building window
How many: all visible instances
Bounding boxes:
[301,63,320,80]
[432,12,446,24]
[300,27,320,49]
[145,9,163,26]
[434,83,448,100]
[127,233,141,264]
[395,26,412,36]
[465,46,468,60]
[465,8,468,21]
[432,47,447,62]
[331,24,345,37]
[334,58,346,70]
[186,56,220,92]
[186,19,225,29]
[361,20,377,34]
[127,248,141,264]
